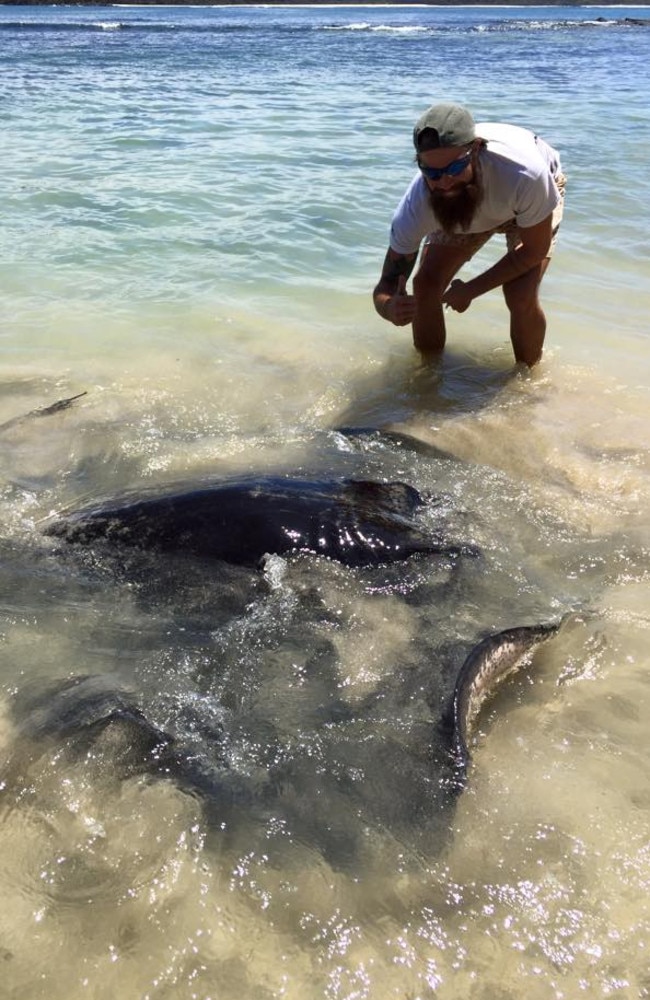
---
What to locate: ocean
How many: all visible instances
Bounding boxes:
[1,4,649,998]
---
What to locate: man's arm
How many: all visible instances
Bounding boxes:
[443,214,553,313]
[373,248,418,326]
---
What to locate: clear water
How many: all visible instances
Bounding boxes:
[0,5,649,998]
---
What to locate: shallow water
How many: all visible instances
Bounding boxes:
[1,5,649,998]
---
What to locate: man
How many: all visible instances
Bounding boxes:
[373,103,565,366]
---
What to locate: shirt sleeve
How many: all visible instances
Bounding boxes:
[389,175,436,255]
[512,169,561,229]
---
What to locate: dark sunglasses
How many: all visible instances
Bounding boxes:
[418,150,472,182]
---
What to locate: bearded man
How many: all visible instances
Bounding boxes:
[372,103,565,366]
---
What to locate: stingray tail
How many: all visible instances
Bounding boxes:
[448,618,569,773]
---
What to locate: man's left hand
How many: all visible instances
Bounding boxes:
[442,279,473,313]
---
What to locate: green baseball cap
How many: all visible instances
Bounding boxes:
[413,103,476,151]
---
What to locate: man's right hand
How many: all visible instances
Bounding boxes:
[382,274,416,326]
[373,249,418,326]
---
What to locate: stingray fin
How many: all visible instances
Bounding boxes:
[450,620,564,773]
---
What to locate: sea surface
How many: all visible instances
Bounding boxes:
[1,4,649,998]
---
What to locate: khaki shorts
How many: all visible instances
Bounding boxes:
[423,172,566,259]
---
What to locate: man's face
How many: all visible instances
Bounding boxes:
[417,144,483,233]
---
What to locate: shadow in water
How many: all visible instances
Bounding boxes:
[335,347,527,431]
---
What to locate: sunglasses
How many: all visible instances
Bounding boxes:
[418,150,472,182]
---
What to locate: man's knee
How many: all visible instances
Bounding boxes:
[503,283,533,314]
[502,266,546,314]
[413,250,467,302]
[412,267,446,304]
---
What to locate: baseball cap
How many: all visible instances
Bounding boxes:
[413,103,476,152]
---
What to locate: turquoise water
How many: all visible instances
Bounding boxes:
[1,6,650,999]
[2,4,649,368]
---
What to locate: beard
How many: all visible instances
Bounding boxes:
[429,163,484,234]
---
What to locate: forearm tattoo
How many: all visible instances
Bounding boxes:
[380,250,417,292]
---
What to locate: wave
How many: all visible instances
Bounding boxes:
[324,22,428,33]
[0,13,646,35]
[325,15,649,33]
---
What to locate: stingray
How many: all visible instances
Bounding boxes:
[43,473,477,569]
[1,621,562,864]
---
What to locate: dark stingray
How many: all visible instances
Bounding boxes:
[1,621,562,864]
[43,474,476,569]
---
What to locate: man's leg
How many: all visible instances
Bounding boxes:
[503,173,564,366]
[411,242,474,354]
[502,258,550,366]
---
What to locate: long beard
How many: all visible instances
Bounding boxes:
[429,167,484,234]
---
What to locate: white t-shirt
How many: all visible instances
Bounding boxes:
[389,123,563,255]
